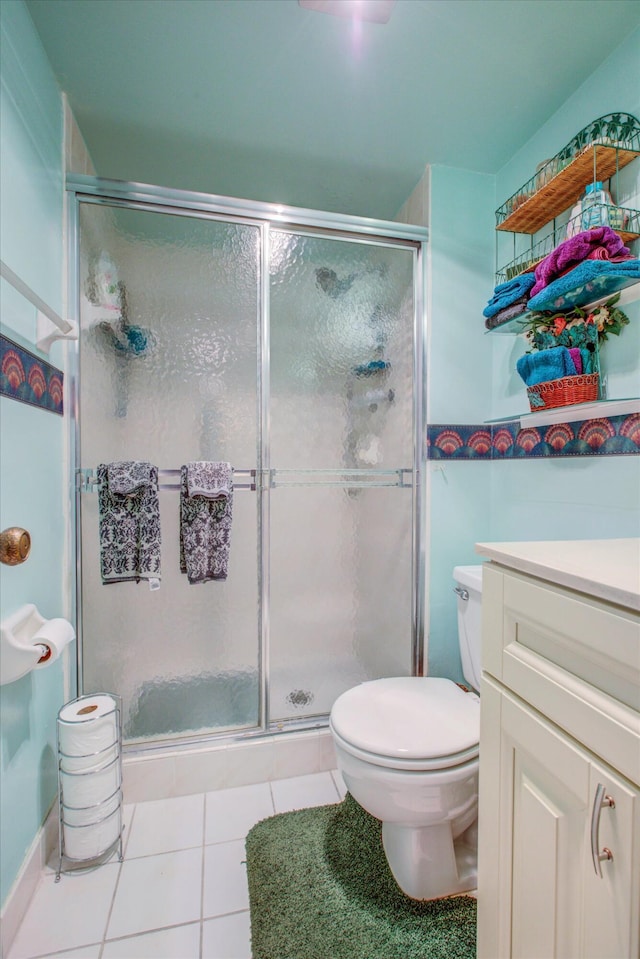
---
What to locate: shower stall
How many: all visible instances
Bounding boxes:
[67,176,427,752]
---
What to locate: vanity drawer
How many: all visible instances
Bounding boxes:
[482,564,640,784]
[484,565,640,708]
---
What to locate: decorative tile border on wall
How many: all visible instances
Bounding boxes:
[428,413,640,459]
[0,334,64,415]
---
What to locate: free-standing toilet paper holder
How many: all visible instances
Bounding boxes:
[56,693,124,880]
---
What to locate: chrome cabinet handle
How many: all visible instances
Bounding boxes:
[591,782,615,877]
[453,586,469,601]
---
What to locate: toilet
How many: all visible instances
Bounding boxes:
[329,564,483,901]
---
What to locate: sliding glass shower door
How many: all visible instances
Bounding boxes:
[268,231,416,721]
[72,181,424,748]
[77,202,261,743]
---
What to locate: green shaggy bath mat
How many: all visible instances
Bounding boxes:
[245,793,477,959]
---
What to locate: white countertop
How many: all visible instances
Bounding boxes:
[475,538,640,611]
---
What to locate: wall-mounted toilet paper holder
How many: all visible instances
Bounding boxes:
[0,604,75,685]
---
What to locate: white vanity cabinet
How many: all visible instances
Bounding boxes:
[475,542,640,959]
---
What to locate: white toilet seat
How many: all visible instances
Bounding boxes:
[330,676,480,771]
[331,724,479,772]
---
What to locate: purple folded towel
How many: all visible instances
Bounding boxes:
[568,348,582,374]
[530,227,630,298]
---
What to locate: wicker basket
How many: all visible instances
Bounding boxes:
[526,373,599,411]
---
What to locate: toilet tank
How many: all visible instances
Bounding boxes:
[453,565,484,693]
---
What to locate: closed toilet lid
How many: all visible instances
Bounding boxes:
[330,677,479,763]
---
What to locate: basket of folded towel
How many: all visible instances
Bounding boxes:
[517,344,599,411]
[516,293,631,411]
[525,369,600,411]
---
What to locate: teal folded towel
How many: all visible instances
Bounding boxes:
[516,346,577,387]
[527,259,640,311]
[483,273,536,318]
[581,347,596,374]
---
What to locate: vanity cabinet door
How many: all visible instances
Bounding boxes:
[582,763,640,959]
[501,691,589,959]
[478,679,640,959]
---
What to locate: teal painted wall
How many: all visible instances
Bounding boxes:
[426,166,495,681]
[488,27,640,543]
[0,0,66,908]
[492,27,640,422]
[426,30,640,681]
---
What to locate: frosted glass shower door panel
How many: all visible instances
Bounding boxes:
[78,204,259,465]
[269,230,416,720]
[80,490,259,743]
[269,232,415,469]
[77,202,260,743]
[269,486,413,722]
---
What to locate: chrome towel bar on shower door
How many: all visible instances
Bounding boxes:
[77,468,257,493]
[77,467,414,493]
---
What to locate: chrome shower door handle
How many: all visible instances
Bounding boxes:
[453,586,469,601]
[591,782,615,877]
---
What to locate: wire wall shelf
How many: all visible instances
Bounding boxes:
[496,207,640,284]
[495,114,640,235]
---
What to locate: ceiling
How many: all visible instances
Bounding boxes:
[26,0,640,220]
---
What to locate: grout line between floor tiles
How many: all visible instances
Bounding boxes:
[26,940,103,959]
[97,812,130,959]
[120,803,136,858]
[200,792,206,959]
[102,919,202,946]
[326,772,339,801]
[119,842,205,861]
[205,835,249,847]
[205,907,251,921]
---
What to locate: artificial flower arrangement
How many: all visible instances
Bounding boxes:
[522,293,630,353]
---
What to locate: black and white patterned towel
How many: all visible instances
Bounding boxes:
[97,461,161,585]
[180,462,233,584]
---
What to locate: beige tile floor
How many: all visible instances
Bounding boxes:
[8,770,347,959]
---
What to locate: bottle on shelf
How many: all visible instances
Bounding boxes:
[581,181,613,230]
[565,199,583,239]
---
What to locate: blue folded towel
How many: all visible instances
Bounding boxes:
[483,273,536,318]
[527,259,640,312]
[516,346,577,387]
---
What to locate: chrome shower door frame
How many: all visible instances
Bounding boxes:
[66,175,428,751]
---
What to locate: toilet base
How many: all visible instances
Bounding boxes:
[382,820,478,901]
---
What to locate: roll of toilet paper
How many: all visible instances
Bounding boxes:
[64,787,121,827]
[63,803,121,861]
[32,618,75,669]
[58,695,119,772]
[60,758,121,811]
